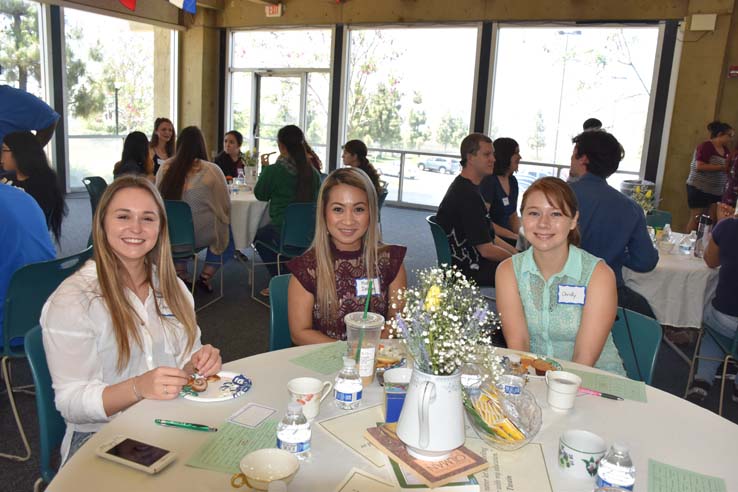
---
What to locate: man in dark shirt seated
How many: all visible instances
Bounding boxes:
[569,130,659,317]
[436,133,517,286]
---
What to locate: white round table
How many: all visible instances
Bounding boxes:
[230,190,268,250]
[47,345,738,491]
[623,238,719,329]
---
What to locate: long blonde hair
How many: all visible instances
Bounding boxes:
[313,168,381,321]
[92,175,197,372]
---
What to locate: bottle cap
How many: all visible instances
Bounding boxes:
[287,402,302,414]
[612,441,629,453]
[343,356,356,368]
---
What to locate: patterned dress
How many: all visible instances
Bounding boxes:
[287,244,406,340]
[511,245,626,376]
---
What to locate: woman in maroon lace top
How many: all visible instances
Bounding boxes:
[287,168,407,344]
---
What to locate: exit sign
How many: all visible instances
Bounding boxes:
[265,4,283,17]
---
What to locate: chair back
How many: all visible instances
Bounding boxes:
[3,247,93,355]
[269,274,293,351]
[426,215,452,266]
[378,189,389,210]
[25,325,65,484]
[165,200,197,259]
[610,307,663,384]
[81,176,108,216]
[646,209,672,229]
[280,202,317,253]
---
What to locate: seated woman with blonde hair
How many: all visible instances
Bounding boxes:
[495,176,625,375]
[41,176,221,463]
[287,167,407,344]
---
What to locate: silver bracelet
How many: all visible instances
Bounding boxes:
[132,376,143,402]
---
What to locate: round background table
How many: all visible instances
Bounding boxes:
[47,344,738,491]
[230,190,268,250]
[623,237,718,329]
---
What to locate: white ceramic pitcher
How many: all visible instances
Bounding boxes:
[396,366,465,461]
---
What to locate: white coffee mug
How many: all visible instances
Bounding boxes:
[546,370,582,412]
[558,429,607,480]
[287,377,332,420]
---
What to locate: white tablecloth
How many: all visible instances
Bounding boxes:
[623,240,719,328]
[230,190,268,250]
[48,345,738,492]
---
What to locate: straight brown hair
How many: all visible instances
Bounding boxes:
[521,176,581,246]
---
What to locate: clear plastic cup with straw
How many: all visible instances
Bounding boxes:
[345,312,384,385]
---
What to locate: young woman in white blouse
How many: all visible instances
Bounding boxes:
[41,175,221,462]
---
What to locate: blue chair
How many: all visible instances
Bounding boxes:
[269,274,293,351]
[2,246,92,461]
[610,307,663,385]
[251,202,317,307]
[81,176,108,216]
[25,325,65,492]
[685,323,738,416]
[426,215,452,266]
[646,209,672,229]
[165,200,224,312]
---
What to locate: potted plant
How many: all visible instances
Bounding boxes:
[242,148,259,185]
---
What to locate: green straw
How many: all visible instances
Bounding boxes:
[355,280,373,362]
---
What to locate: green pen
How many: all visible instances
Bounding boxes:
[154,418,217,432]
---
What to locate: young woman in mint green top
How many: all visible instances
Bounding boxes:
[496,177,625,376]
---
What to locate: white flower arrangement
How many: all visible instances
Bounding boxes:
[390,265,502,376]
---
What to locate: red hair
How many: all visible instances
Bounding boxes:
[521,177,581,246]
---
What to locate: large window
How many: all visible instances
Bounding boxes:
[64,8,177,187]
[344,27,478,206]
[490,26,661,195]
[0,0,45,98]
[228,29,332,165]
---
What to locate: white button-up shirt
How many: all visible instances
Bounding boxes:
[40,260,202,461]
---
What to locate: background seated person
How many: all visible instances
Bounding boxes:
[686,203,738,403]
[214,130,245,179]
[480,137,522,247]
[41,176,221,463]
[496,177,625,375]
[253,125,321,294]
[157,126,233,292]
[287,168,406,344]
[435,133,516,287]
[2,131,67,244]
[342,139,382,197]
[114,131,155,180]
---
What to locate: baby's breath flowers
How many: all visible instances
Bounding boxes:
[390,265,501,375]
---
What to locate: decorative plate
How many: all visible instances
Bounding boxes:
[180,371,252,402]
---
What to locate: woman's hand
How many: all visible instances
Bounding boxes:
[260,152,275,167]
[716,202,735,222]
[136,367,189,400]
[189,344,222,377]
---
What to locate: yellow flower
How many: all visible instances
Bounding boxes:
[424,285,442,311]
[645,190,653,199]
[635,185,641,194]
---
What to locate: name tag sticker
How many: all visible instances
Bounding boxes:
[355,278,381,296]
[557,285,586,305]
[502,197,510,206]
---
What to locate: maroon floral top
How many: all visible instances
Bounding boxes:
[286,244,406,340]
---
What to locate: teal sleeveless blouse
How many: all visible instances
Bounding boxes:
[511,245,626,376]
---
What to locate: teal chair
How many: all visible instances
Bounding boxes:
[646,209,672,229]
[610,307,663,385]
[81,176,108,217]
[251,202,317,307]
[165,200,224,312]
[685,323,738,416]
[269,274,293,351]
[2,246,92,461]
[25,325,65,492]
[426,215,452,266]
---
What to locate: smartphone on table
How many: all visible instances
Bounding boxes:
[96,436,177,474]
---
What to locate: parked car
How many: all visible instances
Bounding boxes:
[417,156,460,174]
[376,160,419,180]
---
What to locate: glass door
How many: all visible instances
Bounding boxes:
[254,74,303,161]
